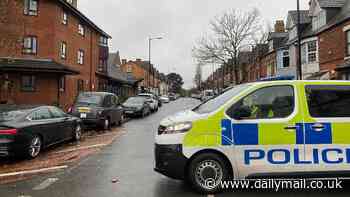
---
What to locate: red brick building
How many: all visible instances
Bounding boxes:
[0,0,111,110]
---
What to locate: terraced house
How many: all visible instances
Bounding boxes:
[0,0,111,110]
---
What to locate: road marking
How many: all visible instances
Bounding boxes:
[208,195,215,197]
[33,178,59,190]
[53,144,107,154]
[0,165,68,178]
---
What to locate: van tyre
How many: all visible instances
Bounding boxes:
[27,135,42,159]
[188,153,229,194]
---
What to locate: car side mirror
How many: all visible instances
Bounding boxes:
[233,106,252,120]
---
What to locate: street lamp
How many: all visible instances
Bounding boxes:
[296,0,303,80]
[148,37,163,94]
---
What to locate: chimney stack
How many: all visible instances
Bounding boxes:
[73,0,77,8]
[274,20,285,33]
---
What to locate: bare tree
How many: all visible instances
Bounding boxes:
[193,8,262,85]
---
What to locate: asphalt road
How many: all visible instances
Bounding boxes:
[1,98,350,197]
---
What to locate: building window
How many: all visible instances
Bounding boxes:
[77,50,84,64]
[282,50,290,68]
[62,11,68,25]
[99,36,108,46]
[77,79,84,93]
[24,0,38,16]
[126,65,132,73]
[21,75,36,92]
[60,42,67,59]
[98,59,107,72]
[302,40,318,64]
[268,40,274,52]
[59,76,65,92]
[23,36,37,54]
[346,30,350,57]
[312,10,326,31]
[78,24,85,36]
[307,41,317,63]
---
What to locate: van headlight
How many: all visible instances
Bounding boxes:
[163,122,192,134]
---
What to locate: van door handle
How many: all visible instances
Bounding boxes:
[312,123,325,132]
[284,125,297,131]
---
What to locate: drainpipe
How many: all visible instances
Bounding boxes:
[90,31,93,91]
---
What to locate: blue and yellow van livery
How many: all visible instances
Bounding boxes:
[154,80,350,193]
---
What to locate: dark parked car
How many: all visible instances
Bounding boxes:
[0,105,82,158]
[69,92,124,130]
[122,97,151,118]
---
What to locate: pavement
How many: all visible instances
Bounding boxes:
[1,98,350,197]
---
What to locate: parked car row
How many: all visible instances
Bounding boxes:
[0,92,127,159]
[122,93,171,118]
[0,91,175,159]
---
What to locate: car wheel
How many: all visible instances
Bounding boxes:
[188,153,229,194]
[103,118,110,130]
[119,114,124,125]
[73,123,82,141]
[27,135,42,159]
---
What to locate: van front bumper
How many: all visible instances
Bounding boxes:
[154,144,188,180]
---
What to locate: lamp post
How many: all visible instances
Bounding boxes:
[297,0,303,80]
[148,37,163,94]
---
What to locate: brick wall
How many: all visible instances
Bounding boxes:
[319,20,350,72]
[0,0,108,110]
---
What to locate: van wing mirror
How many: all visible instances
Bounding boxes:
[233,106,252,120]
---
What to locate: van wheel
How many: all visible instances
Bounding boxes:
[188,153,228,194]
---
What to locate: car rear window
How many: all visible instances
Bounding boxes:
[0,110,29,122]
[306,85,350,118]
[76,93,103,106]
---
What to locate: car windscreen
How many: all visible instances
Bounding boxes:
[76,94,103,106]
[192,84,251,114]
[0,109,30,122]
[124,97,145,105]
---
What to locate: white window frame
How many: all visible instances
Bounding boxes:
[301,38,318,65]
[78,50,84,65]
[24,0,38,16]
[23,36,37,54]
[62,11,68,25]
[312,10,326,31]
[78,24,85,36]
[282,50,290,68]
[60,42,67,59]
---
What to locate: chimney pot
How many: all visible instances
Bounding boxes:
[274,20,285,33]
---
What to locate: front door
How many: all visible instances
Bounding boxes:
[303,83,350,174]
[224,84,305,177]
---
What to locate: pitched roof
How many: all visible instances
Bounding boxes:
[318,0,346,8]
[57,0,111,38]
[0,58,79,74]
[107,55,140,85]
[316,1,350,34]
[288,10,311,25]
[108,52,121,67]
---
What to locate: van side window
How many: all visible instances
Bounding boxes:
[306,85,350,118]
[227,86,295,120]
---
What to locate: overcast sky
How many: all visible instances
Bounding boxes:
[79,0,309,89]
